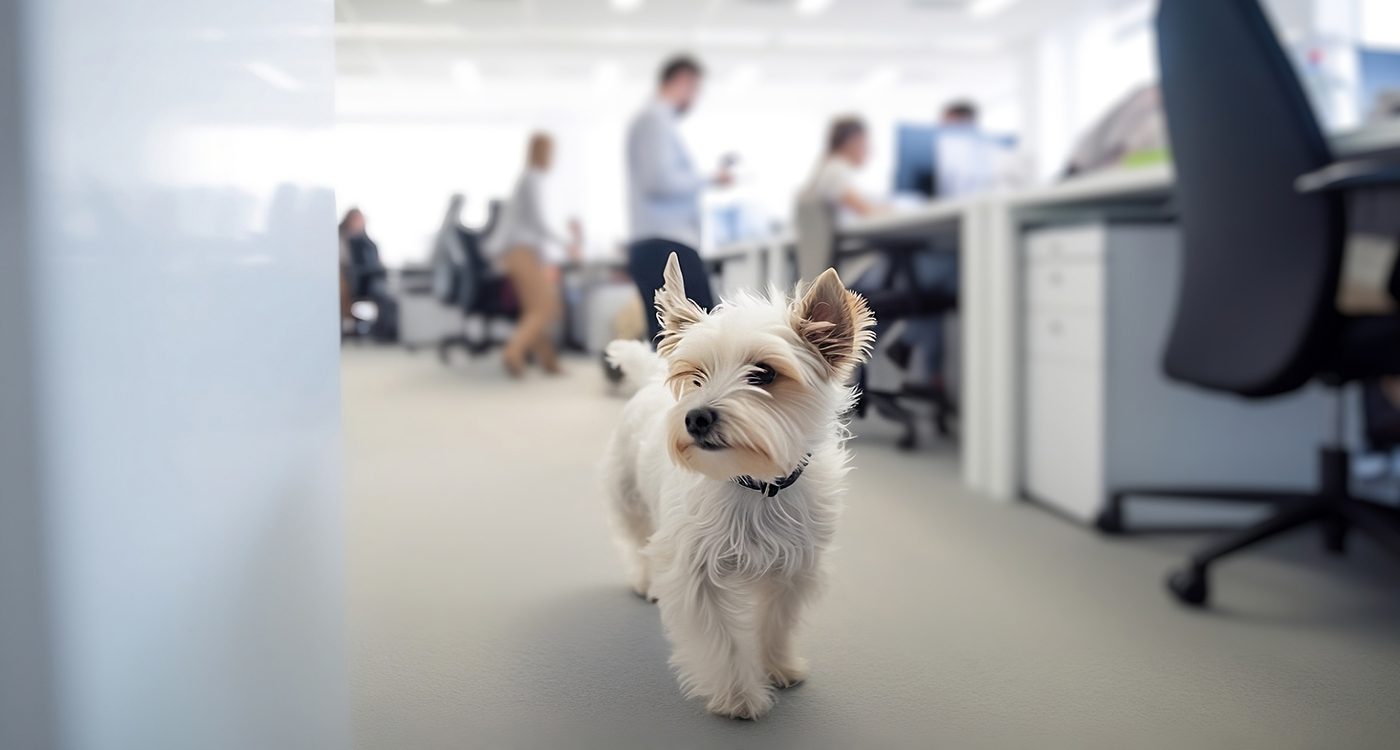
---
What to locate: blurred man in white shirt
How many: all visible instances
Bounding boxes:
[625,54,732,344]
[934,101,998,199]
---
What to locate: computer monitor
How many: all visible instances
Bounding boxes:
[892,124,1016,199]
[892,124,937,198]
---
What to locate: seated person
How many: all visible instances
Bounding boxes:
[339,208,397,341]
[800,115,957,397]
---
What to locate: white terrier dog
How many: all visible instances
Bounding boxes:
[603,253,874,720]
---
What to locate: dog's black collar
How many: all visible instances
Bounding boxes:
[732,454,811,498]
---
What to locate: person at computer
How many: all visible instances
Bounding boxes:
[625,54,732,344]
[802,107,985,400]
[883,101,995,396]
[488,132,582,377]
[885,101,995,397]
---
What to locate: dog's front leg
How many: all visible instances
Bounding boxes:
[653,562,773,720]
[757,570,818,689]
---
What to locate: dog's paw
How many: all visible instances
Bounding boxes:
[767,660,807,689]
[628,572,655,603]
[706,686,775,720]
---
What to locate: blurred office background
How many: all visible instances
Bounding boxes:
[332,0,1400,266]
[6,1,1400,749]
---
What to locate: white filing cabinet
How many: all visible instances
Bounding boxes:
[1021,224,1330,527]
[396,296,466,350]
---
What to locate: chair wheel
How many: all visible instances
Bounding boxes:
[1166,566,1208,607]
[897,430,917,451]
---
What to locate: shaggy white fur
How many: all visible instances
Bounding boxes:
[603,254,874,720]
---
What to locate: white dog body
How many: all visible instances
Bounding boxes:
[603,255,874,720]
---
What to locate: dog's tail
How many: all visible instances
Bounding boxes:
[604,339,664,387]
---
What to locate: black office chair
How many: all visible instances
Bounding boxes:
[431,197,519,362]
[1099,0,1400,606]
[794,196,959,449]
[852,245,959,447]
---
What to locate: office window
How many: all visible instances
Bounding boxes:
[1262,0,1400,132]
[1359,0,1400,49]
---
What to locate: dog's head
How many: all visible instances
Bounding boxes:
[654,253,875,481]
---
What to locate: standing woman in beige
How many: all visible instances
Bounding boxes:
[488,132,582,377]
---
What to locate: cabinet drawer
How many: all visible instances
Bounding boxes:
[1027,260,1103,311]
[1026,309,1102,363]
[1025,225,1105,263]
[1024,359,1104,523]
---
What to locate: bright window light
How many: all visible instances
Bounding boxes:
[1360,0,1400,48]
[611,0,643,12]
[796,0,836,17]
[593,61,623,91]
[968,0,1022,19]
[451,60,482,89]
[861,64,901,90]
[729,63,760,90]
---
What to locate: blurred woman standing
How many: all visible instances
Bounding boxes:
[488,132,581,377]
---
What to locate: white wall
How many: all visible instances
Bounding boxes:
[1021,0,1158,181]
[0,0,348,747]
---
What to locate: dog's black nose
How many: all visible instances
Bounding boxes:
[685,407,718,438]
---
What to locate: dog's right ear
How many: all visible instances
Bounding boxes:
[792,268,876,380]
[654,252,706,355]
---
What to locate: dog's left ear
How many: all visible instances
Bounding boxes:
[654,252,707,355]
[792,268,876,380]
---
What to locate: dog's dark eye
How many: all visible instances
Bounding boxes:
[746,363,776,387]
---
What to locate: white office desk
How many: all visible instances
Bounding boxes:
[841,196,977,239]
[842,165,1173,241]
[841,165,1176,501]
[703,234,793,293]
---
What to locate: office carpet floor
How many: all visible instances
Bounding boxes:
[341,345,1400,750]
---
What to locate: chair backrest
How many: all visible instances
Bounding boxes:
[1157,0,1344,397]
[793,193,836,286]
[431,195,468,304]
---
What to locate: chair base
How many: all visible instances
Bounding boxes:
[437,334,494,363]
[1106,448,1400,606]
[437,311,518,364]
[1163,494,1400,606]
[861,388,957,450]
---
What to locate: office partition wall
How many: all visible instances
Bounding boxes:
[0,0,348,747]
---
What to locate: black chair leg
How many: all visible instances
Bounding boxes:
[1321,514,1349,555]
[932,387,957,439]
[1339,499,1400,557]
[867,392,918,450]
[1166,500,1327,607]
[1098,488,1315,534]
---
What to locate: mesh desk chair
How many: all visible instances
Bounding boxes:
[1102,0,1400,605]
[794,195,958,448]
[431,197,517,361]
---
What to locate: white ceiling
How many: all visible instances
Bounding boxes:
[335,0,1129,84]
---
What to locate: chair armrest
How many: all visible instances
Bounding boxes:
[1295,159,1400,194]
